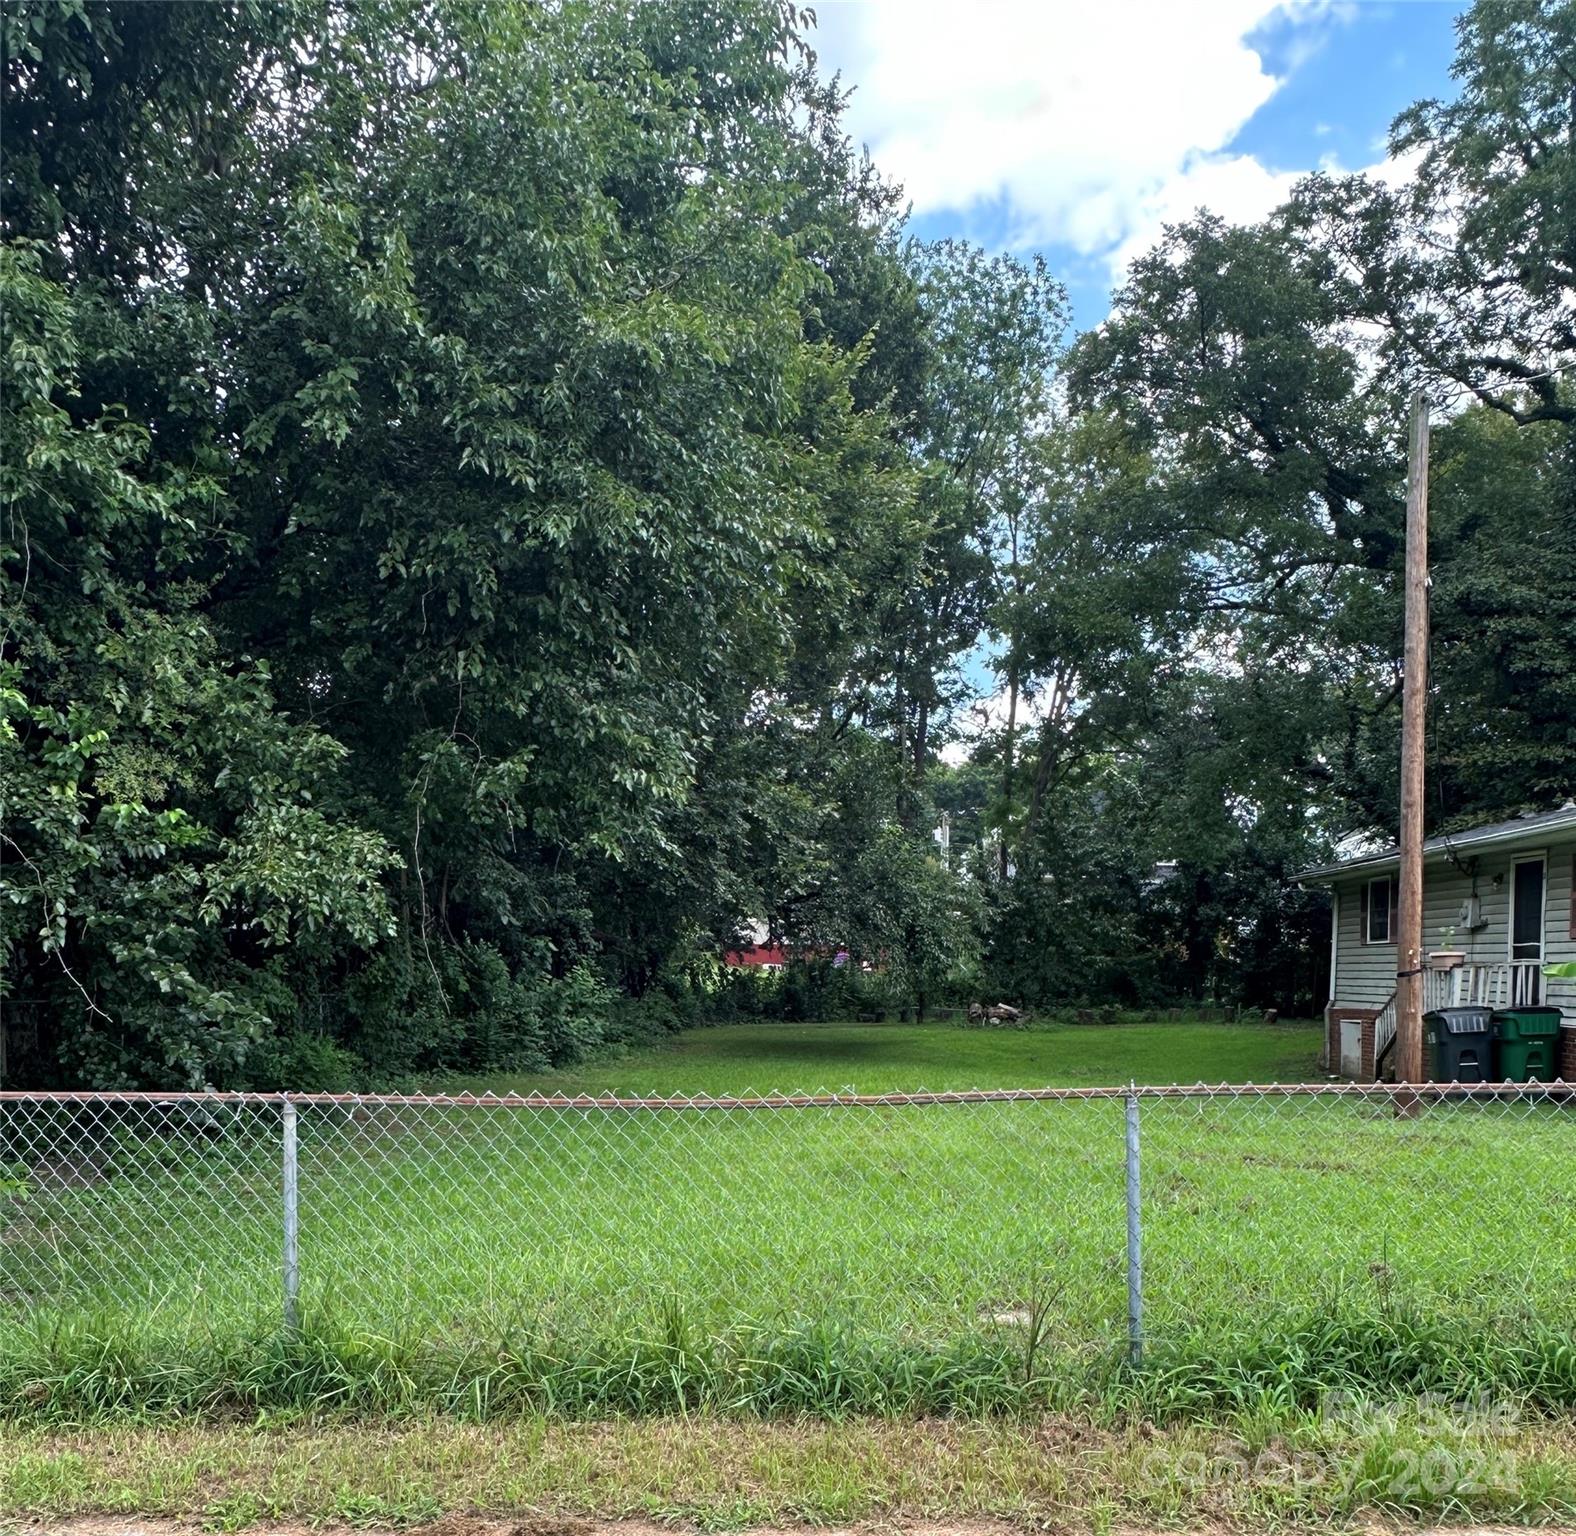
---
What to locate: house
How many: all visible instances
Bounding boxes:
[722,942,857,971]
[1299,804,1576,1081]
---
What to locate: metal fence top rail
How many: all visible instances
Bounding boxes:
[0,1080,1567,1108]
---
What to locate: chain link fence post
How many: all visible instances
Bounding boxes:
[1124,1084,1143,1365]
[281,1094,300,1336]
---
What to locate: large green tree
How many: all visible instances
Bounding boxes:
[2,0,936,1084]
[973,0,1576,1011]
[1292,0,1576,423]
[3,3,396,1085]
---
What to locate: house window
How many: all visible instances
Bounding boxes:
[1366,876,1394,944]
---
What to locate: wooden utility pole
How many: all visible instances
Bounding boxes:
[1395,390,1430,1088]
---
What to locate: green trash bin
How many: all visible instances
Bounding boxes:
[1423,1005,1494,1082]
[1492,1006,1563,1082]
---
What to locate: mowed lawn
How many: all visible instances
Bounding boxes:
[438,1015,1325,1097]
[9,1013,1573,1419]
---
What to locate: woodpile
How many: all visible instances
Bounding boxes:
[966,1002,1026,1027]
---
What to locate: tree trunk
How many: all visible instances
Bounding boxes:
[1000,508,1022,880]
[1000,667,1018,879]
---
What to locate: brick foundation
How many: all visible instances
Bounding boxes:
[1324,1005,1381,1080]
[1330,1009,1573,1083]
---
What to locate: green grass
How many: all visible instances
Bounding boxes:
[433,1014,1326,1097]
[5,1020,1573,1522]
[4,1409,1576,1528]
[3,1061,1574,1424]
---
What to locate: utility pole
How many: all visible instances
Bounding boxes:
[1395,390,1430,1090]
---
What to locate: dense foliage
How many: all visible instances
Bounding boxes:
[3,0,1573,1083]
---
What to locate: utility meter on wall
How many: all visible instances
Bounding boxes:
[1458,895,1486,930]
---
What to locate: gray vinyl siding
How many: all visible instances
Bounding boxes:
[1331,878,1396,1008]
[1330,833,1576,1024]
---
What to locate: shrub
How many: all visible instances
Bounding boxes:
[241,1032,362,1093]
[541,961,613,1066]
[607,987,700,1046]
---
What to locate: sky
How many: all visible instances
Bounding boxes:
[809,0,1466,332]
[802,1,1468,754]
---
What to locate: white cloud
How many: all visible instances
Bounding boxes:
[1105,150,1304,278]
[1108,139,1425,288]
[823,0,1349,273]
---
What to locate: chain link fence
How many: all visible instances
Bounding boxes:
[2,1084,1573,1362]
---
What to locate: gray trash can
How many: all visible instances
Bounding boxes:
[1423,1005,1494,1083]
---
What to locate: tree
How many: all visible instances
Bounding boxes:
[989,410,1196,867]
[1424,399,1576,812]
[1061,213,1418,841]
[1,238,396,1086]
[1290,0,1576,425]
[885,242,1066,811]
[1,0,924,1083]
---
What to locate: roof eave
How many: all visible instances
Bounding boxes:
[1296,810,1576,885]
[1296,854,1394,885]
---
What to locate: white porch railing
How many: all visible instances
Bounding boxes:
[1423,967,1454,1013]
[1373,990,1399,1072]
[1436,960,1543,1008]
[1373,961,1545,1079]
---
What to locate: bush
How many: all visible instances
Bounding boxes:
[231,942,636,1086]
[607,986,700,1047]
[540,962,613,1066]
[240,1032,362,1093]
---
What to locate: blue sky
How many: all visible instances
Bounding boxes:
[803,2,1466,735]
[811,1,1465,331]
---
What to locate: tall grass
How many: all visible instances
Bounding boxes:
[5,1296,1576,1426]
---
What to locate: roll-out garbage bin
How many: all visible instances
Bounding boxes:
[1423,1005,1494,1082]
[1491,1006,1563,1082]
